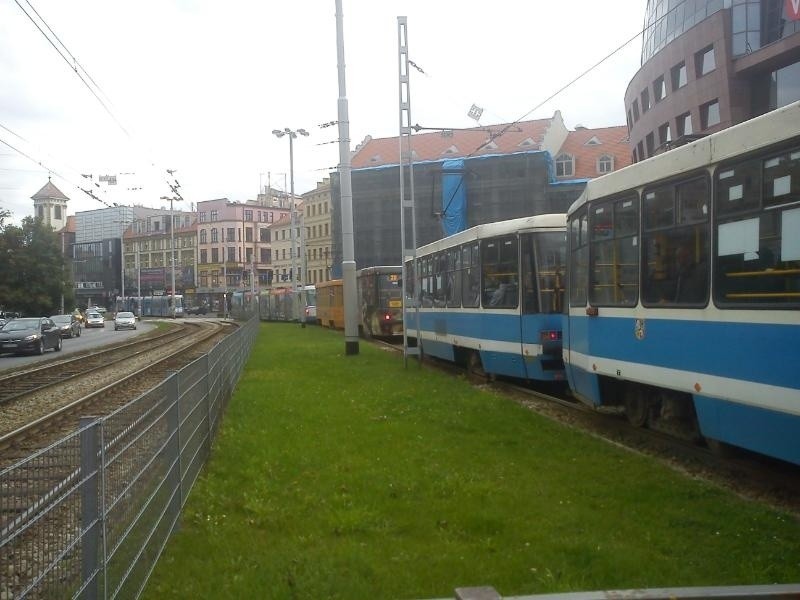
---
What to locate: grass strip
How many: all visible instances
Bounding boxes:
[145,323,800,599]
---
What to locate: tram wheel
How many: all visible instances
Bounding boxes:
[624,386,649,428]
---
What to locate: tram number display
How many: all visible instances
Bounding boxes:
[389,300,402,308]
[388,274,400,282]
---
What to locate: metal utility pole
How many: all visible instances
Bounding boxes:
[398,16,420,366]
[336,0,359,355]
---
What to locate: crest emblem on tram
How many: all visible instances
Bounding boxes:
[634,318,646,340]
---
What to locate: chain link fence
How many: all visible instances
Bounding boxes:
[0,316,258,599]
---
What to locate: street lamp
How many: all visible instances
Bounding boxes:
[160,196,178,318]
[272,127,309,327]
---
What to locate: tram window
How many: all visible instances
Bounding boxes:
[433,252,447,307]
[536,232,567,314]
[714,148,800,307]
[643,178,709,306]
[589,196,639,306]
[716,158,760,216]
[462,244,480,308]
[481,236,518,309]
[763,149,800,209]
[644,187,674,229]
[446,248,462,308]
[569,210,589,307]
[521,234,538,314]
[404,261,415,302]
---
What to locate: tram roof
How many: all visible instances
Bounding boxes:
[415,213,566,257]
[568,100,800,216]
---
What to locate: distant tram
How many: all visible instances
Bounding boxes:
[115,295,184,318]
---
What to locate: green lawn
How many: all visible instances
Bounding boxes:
[144,323,800,599]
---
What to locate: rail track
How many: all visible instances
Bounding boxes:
[0,319,233,460]
[383,341,800,517]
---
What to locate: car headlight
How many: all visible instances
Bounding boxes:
[24,334,40,341]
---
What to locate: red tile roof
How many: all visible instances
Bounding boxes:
[556,126,631,179]
[351,118,554,169]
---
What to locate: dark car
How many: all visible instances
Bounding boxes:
[185,305,208,315]
[0,317,63,355]
[50,314,82,338]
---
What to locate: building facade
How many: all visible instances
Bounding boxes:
[625,0,800,161]
[194,198,289,306]
[123,211,197,298]
[302,178,333,285]
[331,114,630,273]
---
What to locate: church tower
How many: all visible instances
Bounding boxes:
[31,178,69,231]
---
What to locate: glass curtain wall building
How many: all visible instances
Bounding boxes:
[626,0,800,162]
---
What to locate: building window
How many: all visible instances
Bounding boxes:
[695,45,716,76]
[658,122,672,146]
[654,75,667,102]
[210,210,218,221]
[211,248,219,263]
[200,249,207,264]
[637,141,645,162]
[701,99,721,129]
[555,154,574,177]
[200,229,207,244]
[671,61,687,90]
[732,0,762,56]
[627,109,633,131]
[597,155,614,174]
[641,88,651,113]
[645,132,655,158]
[211,228,218,243]
[227,247,236,262]
[54,205,62,219]
[632,99,640,122]
[245,227,253,242]
[245,209,253,221]
[225,227,234,242]
[677,112,693,136]
[199,211,207,223]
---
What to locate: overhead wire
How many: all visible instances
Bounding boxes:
[432,11,663,219]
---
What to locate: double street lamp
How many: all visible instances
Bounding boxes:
[272,127,309,326]
[160,196,178,318]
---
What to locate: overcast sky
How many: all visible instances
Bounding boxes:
[0,0,645,226]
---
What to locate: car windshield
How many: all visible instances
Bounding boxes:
[117,312,134,318]
[87,313,101,319]
[1,318,39,331]
[51,315,71,323]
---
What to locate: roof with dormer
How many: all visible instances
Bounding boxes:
[555,126,632,179]
[31,179,69,202]
[350,117,556,169]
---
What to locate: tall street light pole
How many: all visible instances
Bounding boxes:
[272,127,309,327]
[335,0,359,355]
[160,196,178,318]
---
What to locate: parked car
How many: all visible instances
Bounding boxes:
[185,304,208,315]
[84,311,105,328]
[0,317,62,355]
[114,311,137,331]
[50,314,82,338]
[90,305,107,315]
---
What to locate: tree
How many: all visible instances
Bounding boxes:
[0,216,72,316]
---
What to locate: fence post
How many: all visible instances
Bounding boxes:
[80,417,101,600]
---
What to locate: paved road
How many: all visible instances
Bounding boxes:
[0,319,156,372]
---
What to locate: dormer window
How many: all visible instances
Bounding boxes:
[443,145,459,155]
[597,155,614,174]
[518,137,536,148]
[369,154,382,163]
[481,140,499,151]
[585,136,602,146]
[555,154,574,177]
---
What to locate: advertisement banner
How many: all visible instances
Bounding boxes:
[788,0,800,21]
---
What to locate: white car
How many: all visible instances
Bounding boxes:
[84,311,105,328]
[114,311,137,331]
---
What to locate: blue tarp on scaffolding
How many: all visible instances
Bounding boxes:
[441,159,467,236]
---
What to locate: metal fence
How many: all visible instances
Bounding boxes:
[0,316,259,599]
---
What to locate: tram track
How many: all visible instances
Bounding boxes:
[0,319,233,461]
[380,340,800,518]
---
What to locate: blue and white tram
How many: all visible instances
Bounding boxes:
[405,214,567,381]
[564,101,800,465]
